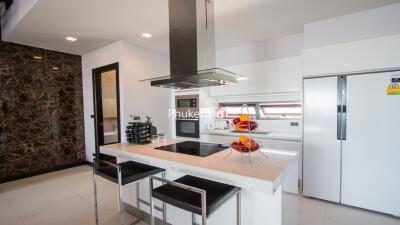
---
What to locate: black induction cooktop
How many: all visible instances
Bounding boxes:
[154,141,229,157]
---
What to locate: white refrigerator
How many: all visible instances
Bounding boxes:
[303,71,400,216]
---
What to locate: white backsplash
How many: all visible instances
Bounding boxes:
[214,117,302,134]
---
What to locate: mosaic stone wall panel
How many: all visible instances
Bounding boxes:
[0,41,85,180]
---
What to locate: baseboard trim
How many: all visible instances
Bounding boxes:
[0,161,89,184]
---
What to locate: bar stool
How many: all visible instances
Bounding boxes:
[93,157,165,225]
[149,175,241,225]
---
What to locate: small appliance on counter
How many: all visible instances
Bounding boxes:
[213,120,230,130]
[126,116,157,144]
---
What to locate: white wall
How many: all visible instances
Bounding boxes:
[119,41,171,139]
[82,41,171,162]
[303,3,400,76]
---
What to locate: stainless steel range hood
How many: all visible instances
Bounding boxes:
[142,0,245,89]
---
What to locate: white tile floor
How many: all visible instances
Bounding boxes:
[0,165,142,225]
[0,165,398,225]
[297,196,400,225]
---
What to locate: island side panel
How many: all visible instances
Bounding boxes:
[119,156,284,225]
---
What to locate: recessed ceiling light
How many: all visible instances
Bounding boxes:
[33,55,43,60]
[141,33,153,38]
[52,66,59,70]
[65,36,78,42]
[343,63,351,66]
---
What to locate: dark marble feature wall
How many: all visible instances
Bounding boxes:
[0,41,85,182]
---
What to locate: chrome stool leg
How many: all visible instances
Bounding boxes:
[149,172,168,225]
[129,182,141,225]
[201,191,207,225]
[136,182,141,221]
[237,192,241,225]
[149,177,155,225]
[117,166,124,225]
[92,163,99,225]
[162,172,167,225]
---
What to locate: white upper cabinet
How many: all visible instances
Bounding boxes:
[210,56,302,96]
[251,59,279,94]
[277,56,302,92]
[303,34,400,76]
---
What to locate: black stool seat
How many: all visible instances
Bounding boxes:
[96,161,164,185]
[152,175,240,216]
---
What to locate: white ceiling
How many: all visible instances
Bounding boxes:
[4,0,400,55]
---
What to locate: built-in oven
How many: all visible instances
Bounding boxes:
[175,95,200,138]
[175,118,199,138]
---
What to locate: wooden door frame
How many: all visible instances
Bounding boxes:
[92,62,121,159]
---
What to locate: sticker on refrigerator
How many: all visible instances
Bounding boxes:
[387,77,400,95]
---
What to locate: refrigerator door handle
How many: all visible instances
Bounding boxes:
[342,109,347,140]
[337,76,347,140]
[341,76,347,140]
[337,76,343,140]
[337,106,342,140]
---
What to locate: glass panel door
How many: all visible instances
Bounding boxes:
[100,70,119,144]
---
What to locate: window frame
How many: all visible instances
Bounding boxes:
[219,101,302,120]
[258,102,302,120]
[218,103,257,119]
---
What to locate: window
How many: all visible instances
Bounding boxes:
[259,102,302,119]
[219,104,257,119]
[219,102,302,119]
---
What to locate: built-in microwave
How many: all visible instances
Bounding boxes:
[176,95,198,110]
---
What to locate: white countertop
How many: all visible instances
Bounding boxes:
[202,129,302,142]
[100,138,298,194]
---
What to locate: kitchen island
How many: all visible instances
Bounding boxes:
[100,138,298,225]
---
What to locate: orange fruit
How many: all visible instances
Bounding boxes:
[240,114,249,122]
[239,135,250,145]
